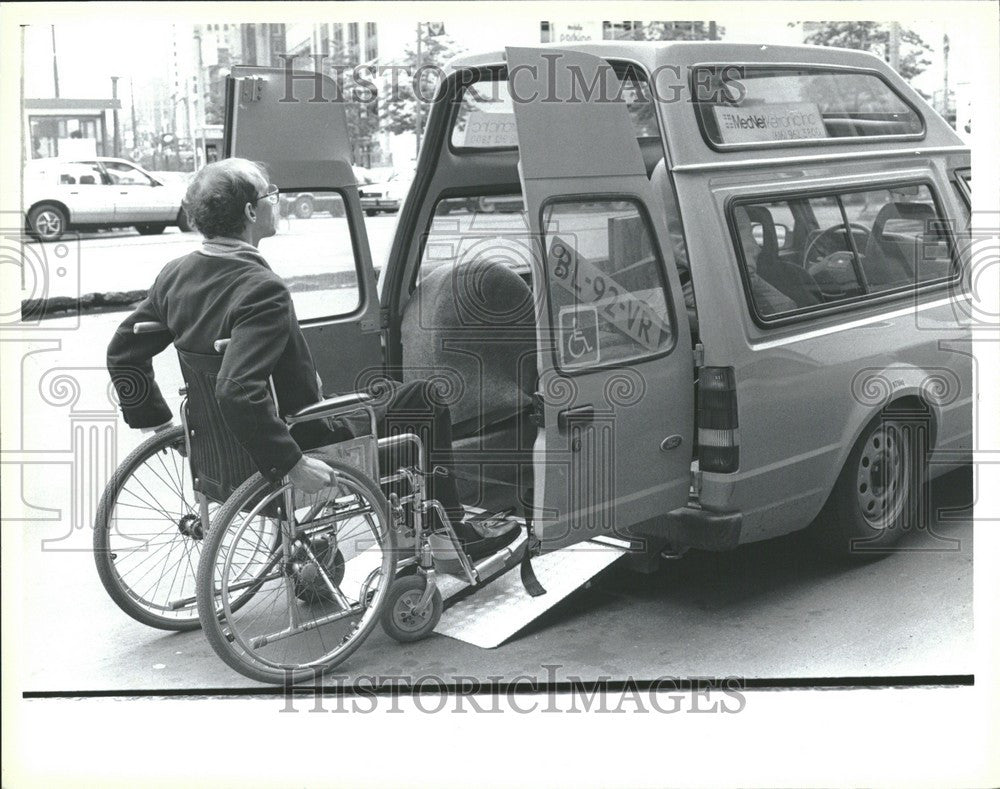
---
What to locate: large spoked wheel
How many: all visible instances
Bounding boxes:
[94,426,211,630]
[814,411,926,559]
[196,459,397,685]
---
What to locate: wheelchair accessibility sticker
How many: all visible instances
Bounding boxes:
[558,305,600,368]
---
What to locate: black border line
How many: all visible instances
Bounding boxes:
[23,674,974,699]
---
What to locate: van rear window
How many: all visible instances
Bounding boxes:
[694,66,924,149]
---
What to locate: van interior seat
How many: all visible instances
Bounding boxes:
[401,257,537,512]
[862,201,936,289]
[745,205,823,308]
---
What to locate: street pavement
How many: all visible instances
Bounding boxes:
[27,213,400,301]
[6,310,975,691]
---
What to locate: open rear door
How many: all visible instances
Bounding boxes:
[223,66,381,394]
[507,47,695,550]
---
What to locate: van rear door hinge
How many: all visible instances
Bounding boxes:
[693,342,705,368]
[379,307,391,330]
[239,77,264,103]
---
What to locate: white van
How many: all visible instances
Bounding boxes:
[222,41,973,563]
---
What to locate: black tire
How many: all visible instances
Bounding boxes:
[365,208,378,217]
[293,196,314,219]
[136,223,166,235]
[197,459,396,684]
[813,409,928,560]
[176,210,192,232]
[94,426,206,630]
[380,574,443,643]
[28,204,67,242]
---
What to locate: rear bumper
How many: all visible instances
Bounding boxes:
[360,198,400,212]
[631,506,742,551]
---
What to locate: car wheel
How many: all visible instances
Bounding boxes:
[294,196,314,219]
[135,223,166,236]
[365,209,378,217]
[176,210,192,232]
[813,408,928,560]
[28,204,67,242]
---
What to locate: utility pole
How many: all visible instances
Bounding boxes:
[129,77,139,153]
[942,33,950,118]
[414,22,423,157]
[709,21,717,41]
[50,25,60,97]
[111,76,121,157]
[888,21,900,71]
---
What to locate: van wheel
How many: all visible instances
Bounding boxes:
[135,223,166,235]
[814,411,927,560]
[28,204,67,242]
[176,210,191,232]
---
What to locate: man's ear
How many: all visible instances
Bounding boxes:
[244,202,257,223]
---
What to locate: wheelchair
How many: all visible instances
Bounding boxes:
[95,322,523,684]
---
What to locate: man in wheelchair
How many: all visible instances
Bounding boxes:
[106,157,519,562]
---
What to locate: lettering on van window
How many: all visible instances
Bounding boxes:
[463,111,518,147]
[713,102,827,144]
[549,237,669,353]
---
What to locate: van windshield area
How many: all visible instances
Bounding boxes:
[450,69,658,151]
[694,66,924,147]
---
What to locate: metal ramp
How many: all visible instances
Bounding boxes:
[434,537,627,649]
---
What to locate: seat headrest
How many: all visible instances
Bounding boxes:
[414,257,534,330]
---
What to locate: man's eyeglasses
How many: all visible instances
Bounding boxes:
[255,185,279,206]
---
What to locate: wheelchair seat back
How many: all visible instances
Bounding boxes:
[176,348,260,504]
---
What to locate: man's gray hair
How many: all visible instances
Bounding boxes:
[182,159,269,239]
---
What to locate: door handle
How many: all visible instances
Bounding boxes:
[557,405,594,430]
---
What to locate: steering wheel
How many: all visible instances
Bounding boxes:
[803,223,871,268]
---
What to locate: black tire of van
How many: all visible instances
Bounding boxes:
[813,408,929,561]
[176,209,192,232]
[136,223,166,235]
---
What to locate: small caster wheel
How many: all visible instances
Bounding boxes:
[380,574,442,643]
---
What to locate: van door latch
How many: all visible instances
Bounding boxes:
[239,77,265,103]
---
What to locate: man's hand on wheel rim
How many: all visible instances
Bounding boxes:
[288,455,335,494]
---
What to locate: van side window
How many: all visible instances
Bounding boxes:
[542,199,673,369]
[731,183,957,323]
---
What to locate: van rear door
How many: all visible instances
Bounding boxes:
[507,47,695,550]
[222,66,382,394]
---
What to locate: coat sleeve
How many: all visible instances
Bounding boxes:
[107,294,174,429]
[214,278,303,482]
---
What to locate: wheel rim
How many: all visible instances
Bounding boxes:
[212,476,392,673]
[392,588,433,633]
[103,433,209,623]
[34,209,62,239]
[856,422,910,528]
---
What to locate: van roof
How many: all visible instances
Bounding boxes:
[447,41,966,171]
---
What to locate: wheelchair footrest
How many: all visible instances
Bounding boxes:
[433,540,626,649]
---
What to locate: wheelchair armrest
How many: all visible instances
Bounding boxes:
[285,392,375,426]
[133,321,168,335]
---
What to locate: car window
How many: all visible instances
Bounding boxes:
[731,183,957,322]
[694,66,923,148]
[61,162,107,186]
[417,196,530,286]
[451,68,657,151]
[103,161,156,186]
[269,190,361,321]
[542,199,673,369]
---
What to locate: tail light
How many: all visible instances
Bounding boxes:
[698,366,739,472]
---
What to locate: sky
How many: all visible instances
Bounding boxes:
[20,13,975,111]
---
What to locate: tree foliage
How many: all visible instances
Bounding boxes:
[628,21,725,41]
[381,27,466,136]
[797,21,933,81]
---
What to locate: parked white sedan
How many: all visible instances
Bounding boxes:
[24,157,191,242]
